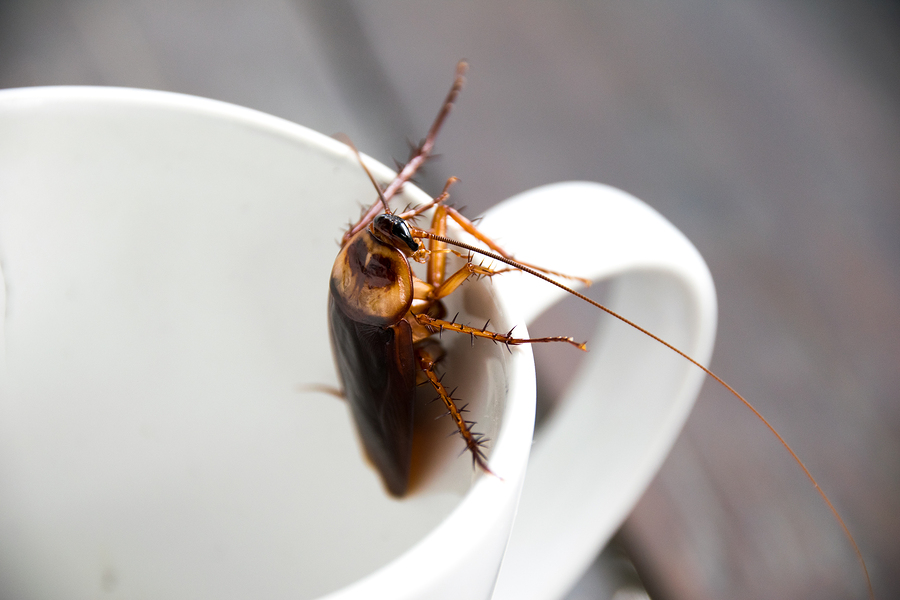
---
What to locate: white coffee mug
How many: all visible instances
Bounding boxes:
[0,87,715,600]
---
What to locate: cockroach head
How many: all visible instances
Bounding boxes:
[372,214,420,255]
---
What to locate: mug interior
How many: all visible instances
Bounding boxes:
[0,88,525,599]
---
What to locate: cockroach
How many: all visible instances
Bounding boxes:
[326,61,874,598]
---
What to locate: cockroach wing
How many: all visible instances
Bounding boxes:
[328,296,416,497]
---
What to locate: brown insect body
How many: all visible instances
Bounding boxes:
[329,198,583,497]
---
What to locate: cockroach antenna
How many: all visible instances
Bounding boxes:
[336,134,392,214]
[409,227,875,600]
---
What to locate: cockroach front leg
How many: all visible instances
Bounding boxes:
[424,260,504,305]
[409,206,591,287]
[415,313,587,351]
[416,342,494,474]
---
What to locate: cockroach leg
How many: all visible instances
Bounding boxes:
[297,383,345,399]
[423,260,503,304]
[343,62,468,243]
[396,177,458,222]
[409,208,591,286]
[427,205,450,286]
[415,313,587,351]
[416,341,494,475]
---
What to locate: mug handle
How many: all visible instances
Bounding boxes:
[476,182,717,600]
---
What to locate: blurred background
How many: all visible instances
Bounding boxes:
[1,1,897,599]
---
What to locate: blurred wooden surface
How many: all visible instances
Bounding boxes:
[2,1,898,598]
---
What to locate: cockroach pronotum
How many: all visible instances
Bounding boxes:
[326,61,873,598]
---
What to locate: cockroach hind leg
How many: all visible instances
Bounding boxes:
[465,436,501,480]
[417,348,497,479]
